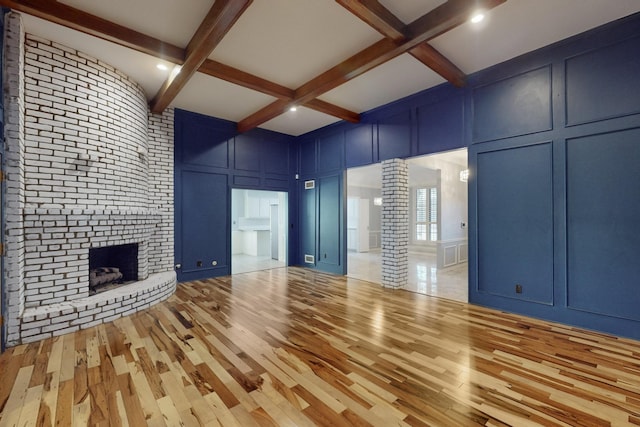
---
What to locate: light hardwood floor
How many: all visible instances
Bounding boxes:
[1,267,640,426]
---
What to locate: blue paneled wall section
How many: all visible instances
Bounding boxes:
[174,109,295,282]
[296,84,465,275]
[295,12,640,339]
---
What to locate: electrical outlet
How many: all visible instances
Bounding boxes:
[515,284,523,294]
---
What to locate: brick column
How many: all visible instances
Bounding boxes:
[381,159,409,289]
[3,12,26,346]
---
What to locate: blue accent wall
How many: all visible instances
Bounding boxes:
[174,109,295,282]
[173,12,640,340]
[466,13,640,340]
[291,12,640,339]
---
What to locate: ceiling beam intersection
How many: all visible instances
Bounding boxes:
[149,0,253,113]
[237,0,506,133]
[336,0,466,87]
[0,0,359,125]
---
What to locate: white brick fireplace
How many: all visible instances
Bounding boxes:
[3,12,176,345]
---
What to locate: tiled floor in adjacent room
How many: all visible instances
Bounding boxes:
[347,250,468,302]
[232,253,286,274]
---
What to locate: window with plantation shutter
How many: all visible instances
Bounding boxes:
[416,187,437,241]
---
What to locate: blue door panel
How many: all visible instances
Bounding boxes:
[178,171,229,280]
[300,183,316,264]
[318,175,341,268]
[566,128,640,321]
[476,142,554,304]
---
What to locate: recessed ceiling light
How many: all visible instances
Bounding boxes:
[289,106,297,112]
[156,63,169,71]
[471,12,485,23]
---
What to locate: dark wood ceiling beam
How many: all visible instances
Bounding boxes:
[409,44,466,87]
[336,0,467,87]
[199,59,294,99]
[0,0,184,63]
[238,99,291,133]
[335,0,405,42]
[239,0,506,132]
[150,0,253,113]
[305,99,360,123]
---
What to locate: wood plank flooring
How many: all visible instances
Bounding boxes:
[2,266,640,426]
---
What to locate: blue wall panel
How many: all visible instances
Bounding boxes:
[378,111,411,160]
[476,142,554,304]
[299,139,316,176]
[318,132,344,173]
[473,66,552,142]
[234,133,261,172]
[233,175,260,187]
[264,178,288,189]
[345,125,374,168]
[566,127,640,321]
[263,137,290,174]
[177,111,235,168]
[417,95,464,155]
[566,36,640,126]
[180,122,231,168]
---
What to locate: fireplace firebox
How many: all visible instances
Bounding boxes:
[88,243,139,294]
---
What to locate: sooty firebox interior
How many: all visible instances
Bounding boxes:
[88,243,138,295]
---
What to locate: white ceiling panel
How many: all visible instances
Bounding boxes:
[320,54,446,114]
[59,0,212,48]
[431,0,640,75]
[209,0,382,88]
[260,107,341,136]
[172,73,275,123]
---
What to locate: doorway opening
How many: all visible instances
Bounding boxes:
[231,189,288,274]
[346,149,468,302]
[346,164,382,283]
[406,149,468,302]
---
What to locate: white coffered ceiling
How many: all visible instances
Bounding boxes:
[16,0,640,136]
